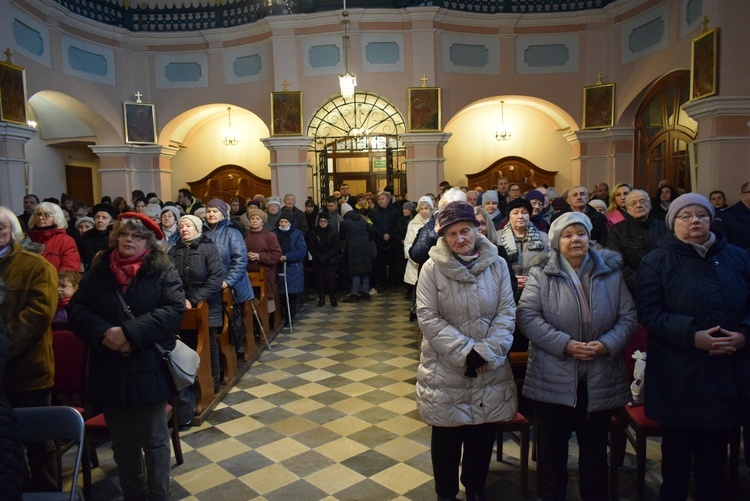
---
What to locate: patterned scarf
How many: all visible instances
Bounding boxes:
[110,247,152,292]
[500,223,546,263]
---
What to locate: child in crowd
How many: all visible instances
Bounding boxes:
[55,270,81,322]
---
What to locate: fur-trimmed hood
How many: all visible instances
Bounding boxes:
[528,247,623,276]
[428,233,500,283]
[89,246,174,281]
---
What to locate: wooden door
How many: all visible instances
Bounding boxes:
[65,166,94,206]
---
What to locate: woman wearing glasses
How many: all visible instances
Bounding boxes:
[638,193,750,500]
[69,212,185,501]
[27,201,81,272]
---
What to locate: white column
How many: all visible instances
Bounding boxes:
[260,136,315,199]
[89,144,179,201]
[0,123,37,212]
[401,132,452,199]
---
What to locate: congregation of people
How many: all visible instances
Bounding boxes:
[2,175,750,500]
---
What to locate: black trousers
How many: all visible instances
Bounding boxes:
[535,382,612,501]
[660,425,729,501]
[431,423,496,498]
[9,389,58,492]
[314,268,337,298]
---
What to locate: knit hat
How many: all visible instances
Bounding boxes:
[161,205,181,222]
[246,207,268,223]
[207,198,229,219]
[278,211,294,225]
[91,202,119,222]
[507,197,533,216]
[588,199,607,213]
[665,193,714,230]
[437,201,478,235]
[524,190,545,204]
[117,211,164,240]
[194,207,206,218]
[246,200,261,209]
[403,202,416,213]
[482,190,499,204]
[145,203,161,220]
[317,212,330,221]
[548,212,592,250]
[74,216,94,230]
[265,196,282,209]
[179,215,203,235]
[340,203,353,216]
[417,195,434,209]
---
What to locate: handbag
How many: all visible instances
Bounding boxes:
[116,290,200,391]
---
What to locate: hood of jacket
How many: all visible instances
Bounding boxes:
[428,233,500,283]
[655,230,727,258]
[529,246,623,277]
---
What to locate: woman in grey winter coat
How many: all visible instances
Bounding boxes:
[517,211,636,501]
[416,201,517,501]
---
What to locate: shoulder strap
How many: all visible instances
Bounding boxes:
[115,289,167,356]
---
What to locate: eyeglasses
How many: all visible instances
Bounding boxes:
[118,232,146,241]
[627,200,650,208]
[529,200,543,207]
[675,213,711,222]
[35,212,53,219]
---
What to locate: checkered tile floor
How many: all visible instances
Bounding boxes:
[77,290,748,500]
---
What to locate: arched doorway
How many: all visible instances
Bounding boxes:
[634,70,698,194]
[307,92,406,202]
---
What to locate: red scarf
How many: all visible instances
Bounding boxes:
[110,247,152,291]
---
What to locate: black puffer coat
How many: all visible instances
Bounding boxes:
[168,235,224,328]
[638,233,750,429]
[408,215,438,267]
[340,211,372,275]
[307,224,340,273]
[0,279,24,501]
[68,248,186,408]
[606,216,669,294]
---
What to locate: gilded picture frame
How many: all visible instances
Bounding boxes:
[583,83,615,130]
[271,91,303,136]
[408,87,441,132]
[0,61,28,125]
[690,28,718,101]
[123,102,157,144]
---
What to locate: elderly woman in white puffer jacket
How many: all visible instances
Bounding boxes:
[517,211,636,501]
[416,201,517,501]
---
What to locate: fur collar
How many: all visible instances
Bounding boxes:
[529,247,623,276]
[89,247,172,280]
[428,233,500,283]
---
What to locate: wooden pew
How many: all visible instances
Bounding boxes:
[180,301,214,415]
[219,288,239,384]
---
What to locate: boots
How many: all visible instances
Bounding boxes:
[343,294,359,303]
[330,295,338,307]
[361,293,371,301]
[317,296,325,307]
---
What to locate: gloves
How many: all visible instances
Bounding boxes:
[465,348,486,378]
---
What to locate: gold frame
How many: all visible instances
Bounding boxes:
[583,83,615,130]
[408,87,441,132]
[123,102,157,144]
[0,61,28,125]
[271,91,303,136]
[690,28,718,101]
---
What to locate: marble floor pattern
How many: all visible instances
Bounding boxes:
[77,290,749,501]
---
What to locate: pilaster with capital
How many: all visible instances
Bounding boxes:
[0,123,37,212]
[260,136,315,199]
[564,128,636,188]
[89,144,179,201]
[400,132,452,199]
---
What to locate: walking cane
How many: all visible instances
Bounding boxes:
[249,299,272,350]
[280,260,293,332]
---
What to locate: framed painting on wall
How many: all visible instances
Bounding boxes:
[123,102,157,144]
[690,28,718,101]
[408,87,441,132]
[583,83,615,130]
[271,91,303,136]
[0,61,28,125]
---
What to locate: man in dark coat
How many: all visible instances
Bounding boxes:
[606,189,669,294]
[78,203,119,270]
[282,193,309,236]
[369,191,401,292]
[712,181,750,254]
[550,185,608,247]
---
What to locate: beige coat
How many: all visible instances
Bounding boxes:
[416,234,518,426]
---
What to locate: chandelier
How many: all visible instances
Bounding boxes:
[339,8,356,101]
[223,106,239,146]
[495,100,511,141]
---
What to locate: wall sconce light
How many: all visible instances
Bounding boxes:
[495,100,511,141]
